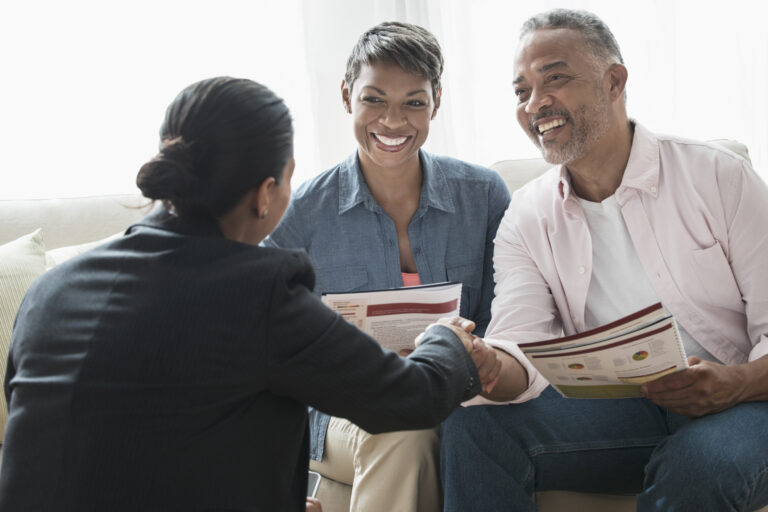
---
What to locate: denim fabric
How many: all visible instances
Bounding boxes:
[441,387,768,511]
[263,149,510,461]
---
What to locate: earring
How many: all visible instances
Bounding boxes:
[260,209,268,219]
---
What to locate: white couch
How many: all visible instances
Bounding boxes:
[1,143,765,511]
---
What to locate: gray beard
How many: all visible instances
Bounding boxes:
[539,95,610,165]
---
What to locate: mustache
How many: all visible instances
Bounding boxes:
[528,110,571,132]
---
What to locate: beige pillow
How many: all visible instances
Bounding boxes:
[45,231,122,268]
[0,229,47,442]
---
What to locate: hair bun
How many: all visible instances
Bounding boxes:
[136,137,199,201]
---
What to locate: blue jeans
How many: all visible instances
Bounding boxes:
[441,387,768,511]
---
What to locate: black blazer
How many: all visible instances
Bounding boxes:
[0,208,479,511]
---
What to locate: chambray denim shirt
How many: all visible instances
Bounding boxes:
[263,149,510,461]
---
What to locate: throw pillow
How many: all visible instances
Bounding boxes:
[45,231,122,268]
[0,229,47,442]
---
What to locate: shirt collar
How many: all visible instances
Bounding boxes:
[337,149,456,215]
[555,120,661,203]
[615,121,661,202]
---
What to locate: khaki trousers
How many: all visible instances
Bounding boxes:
[309,416,441,512]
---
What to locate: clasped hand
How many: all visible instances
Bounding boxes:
[413,316,501,394]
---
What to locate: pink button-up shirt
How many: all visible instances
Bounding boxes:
[484,122,768,404]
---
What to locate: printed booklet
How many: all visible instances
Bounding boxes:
[518,303,688,398]
[322,282,462,353]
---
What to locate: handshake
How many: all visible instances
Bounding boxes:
[413,316,502,395]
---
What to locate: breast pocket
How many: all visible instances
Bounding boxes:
[690,242,743,309]
[313,265,369,295]
[446,259,484,318]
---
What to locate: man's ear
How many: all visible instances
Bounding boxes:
[341,80,352,113]
[431,88,442,120]
[606,64,628,102]
[252,177,276,217]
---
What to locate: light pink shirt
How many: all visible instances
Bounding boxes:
[485,122,768,403]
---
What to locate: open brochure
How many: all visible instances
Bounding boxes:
[322,282,462,353]
[518,303,688,399]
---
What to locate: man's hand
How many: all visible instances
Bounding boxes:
[306,496,322,512]
[470,338,502,394]
[641,356,747,417]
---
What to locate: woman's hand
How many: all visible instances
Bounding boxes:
[306,496,323,512]
[415,316,476,353]
[413,316,499,391]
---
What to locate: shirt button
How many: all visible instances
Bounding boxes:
[577,266,586,275]
[650,186,658,194]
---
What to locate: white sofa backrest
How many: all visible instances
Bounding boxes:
[0,194,149,249]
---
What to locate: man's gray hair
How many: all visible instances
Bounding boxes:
[345,21,444,99]
[521,9,624,66]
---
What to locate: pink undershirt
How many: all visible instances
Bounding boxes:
[401,272,421,287]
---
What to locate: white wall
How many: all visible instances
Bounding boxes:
[2,0,766,199]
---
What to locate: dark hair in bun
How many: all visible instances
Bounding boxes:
[136,77,293,218]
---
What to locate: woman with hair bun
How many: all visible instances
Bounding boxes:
[0,77,488,511]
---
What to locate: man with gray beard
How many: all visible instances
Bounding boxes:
[440,8,768,511]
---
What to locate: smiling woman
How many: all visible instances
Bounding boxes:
[263,20,511,512]
[344,63,437,188]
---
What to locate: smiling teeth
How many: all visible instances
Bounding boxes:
[376,134,408,146]
[538,119,566,134]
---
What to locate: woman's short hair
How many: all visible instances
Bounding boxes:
[344,21,444,99]
[136,77,293,218]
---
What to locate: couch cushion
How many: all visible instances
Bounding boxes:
[490,157,552,194]
[45,231,122,268]
[0,229,47,442]
[0,194,148,249]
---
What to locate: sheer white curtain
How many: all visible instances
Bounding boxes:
[2,0,766,199]
[301,0,768,182]
[0,0,315,199]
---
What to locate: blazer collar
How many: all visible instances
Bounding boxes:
[128,204,224,238]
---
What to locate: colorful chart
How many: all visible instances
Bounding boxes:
[632,350,649,361]
[568,363,585,370]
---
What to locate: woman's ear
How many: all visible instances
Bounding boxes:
[341,80,352,113]
[431,88,442,120]
[252,177,276,218]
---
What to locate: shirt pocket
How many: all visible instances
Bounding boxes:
[313,265,369,295]
[446,259,484,318]
[690,242,743,309]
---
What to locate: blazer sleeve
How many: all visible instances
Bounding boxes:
[264,251,481,434]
